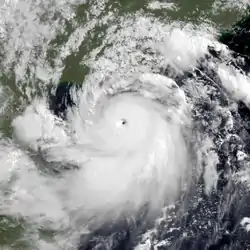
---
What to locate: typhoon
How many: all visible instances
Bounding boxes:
[3,4,250,250]
[13,72,193,237]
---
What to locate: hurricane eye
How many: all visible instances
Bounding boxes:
[116,118,127,127]
[121,119,127,125]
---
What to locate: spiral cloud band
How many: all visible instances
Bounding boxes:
[13,72,192,222]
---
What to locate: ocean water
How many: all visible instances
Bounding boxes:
[0,0,250,249]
